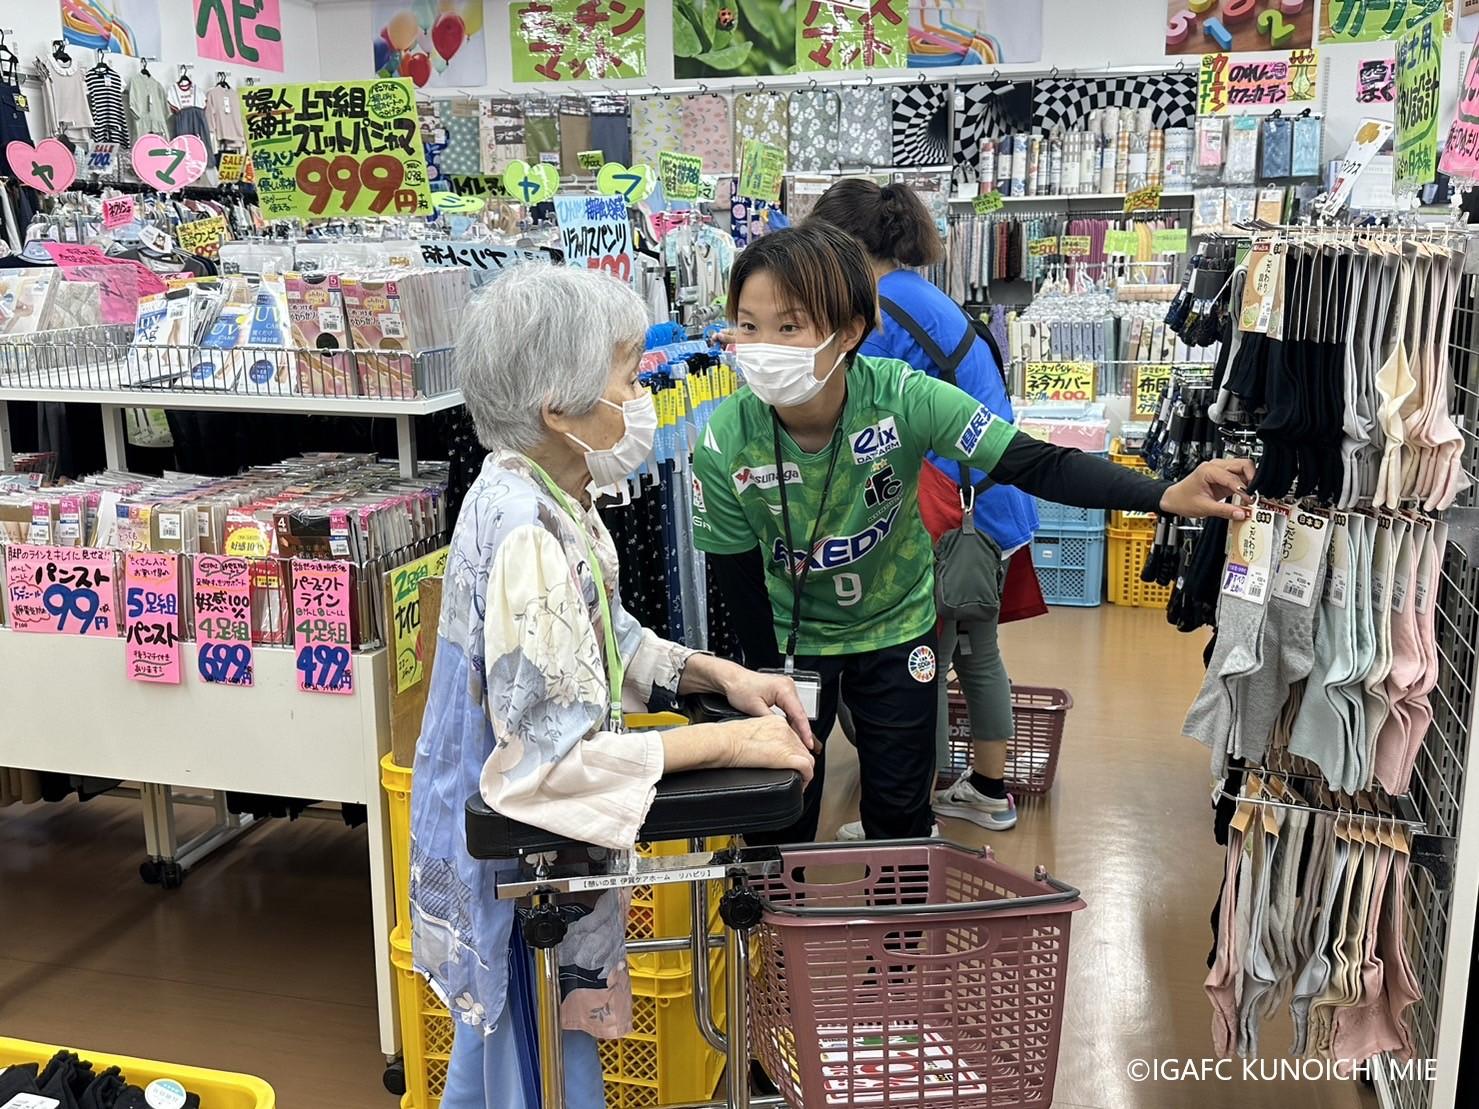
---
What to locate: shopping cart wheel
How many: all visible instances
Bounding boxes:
[750,1060,779,1096]
[158,861,187,890]
[382,1059,407,1096]
[139,860,162,885]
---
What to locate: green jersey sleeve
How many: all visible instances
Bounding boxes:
[898,367,1017,472]
[691,433,757,555]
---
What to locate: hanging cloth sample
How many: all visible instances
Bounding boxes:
[589,94,631,166]
[480,96,525,175]
[522,98,561,165]
[838,85,891,168]
[631,95,680,167]
[559,96,592,176]
[206,84,246,148]
[127,69,168,142]
[733,92,790,166]
[681,94,733,174]
[892,83,950,168]
[788,89,841,173]
[43,54,93,139]
[83,63,126,145]
[439,97,482,175]
[169,77,214,159]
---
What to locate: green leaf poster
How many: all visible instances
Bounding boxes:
[675,0,798,78]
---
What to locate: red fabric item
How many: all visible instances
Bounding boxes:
[918,462,1047,624]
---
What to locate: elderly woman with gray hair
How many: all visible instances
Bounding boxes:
[409,265,815,1109]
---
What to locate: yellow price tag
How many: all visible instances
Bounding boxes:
[388,547,449,693]
[1124,185,1162,212]
[1028,236,1059,257]
[1152,228,1190,253]
[972,191,1004,214]
[1133,364,1173,418]
[577,150,605,172]
[218,152,246,183]
[1024,361,1096,403]
[1061,235,1092,257]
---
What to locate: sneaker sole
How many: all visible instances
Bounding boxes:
[932,802,1017,831]
[836,824,942,841]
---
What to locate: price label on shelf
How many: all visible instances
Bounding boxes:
[972,190,1004,214]
[1103,228,1139,255]
[1124,185,1162,212]
[1152,228,1190,253]
[1027,236,1059,257]
[388,546,449,693]
[4,545,118,636]
[1133,364,1173,418]
[1060,235,1092,257]
[193,555,254,687]
[1023,361,1096,403]
[658,151,704,200]
[292,559,353,695]
[124,552,181,684]
[577,149,605,172]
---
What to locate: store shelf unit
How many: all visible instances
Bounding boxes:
[949,190,1196,205]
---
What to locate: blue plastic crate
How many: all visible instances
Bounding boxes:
[1031,528,1105,607]
[1033,499,1107,532]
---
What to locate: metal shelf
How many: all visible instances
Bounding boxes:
[949,191,1196,204]
[0,382,464,417]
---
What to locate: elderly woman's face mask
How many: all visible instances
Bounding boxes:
[564,392,658,488]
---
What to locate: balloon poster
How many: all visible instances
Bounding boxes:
[510,1,648,82]
[59,0,161,57]
[373,0,487,89]
[194,0,284,72]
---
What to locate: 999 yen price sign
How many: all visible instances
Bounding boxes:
[242,79,433,220]
[292,559,353,694]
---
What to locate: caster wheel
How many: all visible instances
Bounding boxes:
[751,1060,779,1095]
[383,1060,406,1096]
[159,862,187,890]
[139,860,162,885]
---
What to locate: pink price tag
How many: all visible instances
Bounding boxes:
[291,558,353,694]
[193,555,255,687]
[42,242,111,266]
[4,545,118,635]
[102,195,136,230]
[124,552,181,684]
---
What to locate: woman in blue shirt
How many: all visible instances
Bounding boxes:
[810,178,1035,833]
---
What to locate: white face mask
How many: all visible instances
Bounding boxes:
[735,332,845,408]
[565,393,658,489]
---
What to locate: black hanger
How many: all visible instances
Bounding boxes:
[51,39,71,64]
[216,71,230,89]
[139,56,151,77]
[90,50,111,74]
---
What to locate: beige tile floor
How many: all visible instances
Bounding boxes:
[0,606,1376,1108]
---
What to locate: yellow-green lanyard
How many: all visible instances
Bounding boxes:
[524,457,625,731]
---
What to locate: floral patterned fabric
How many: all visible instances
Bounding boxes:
[681,95,734,174]
[410,452,695,1040]
[632,96,682,167]
[788,90,840,173]
[733,92,790,166]
[439,97,483,176]
[838,86,892,168]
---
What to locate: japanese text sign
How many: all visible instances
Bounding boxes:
[1027,236,1059,256]
[1060,235,1091,257]
[554,194,633,282]
[195,0,284,72]
[292,559,353,694]
[1441,38,1479,182]
[577,149,606,171]
[1199,52,1319,116]
[218,151,247,182]
[510,0,648,82]
[1023,362,1096,403]
[1357,57,1397,103]
[389,546,448,693]
[102,195,135,229]
[972,191,1003,214]
[1103,228,1139,254]
[416,240,561,286]
[1152,228,1190,254]
[5,545,118,636]
[738,139,785,203]
[1322,0,1450,43]
[242,79,432,220]
[658,151,703,200]
[1124,185,1162,213]
[1133,364,1173,419]
[1325,118,1396,214]
[193,555,254,687]
[125,552,181,684]
[178,215,228,260]
[798,0,907,72]
[1395,10,1444,191]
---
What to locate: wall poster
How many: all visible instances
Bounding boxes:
[59,0,161,57]
[373,0,487,89]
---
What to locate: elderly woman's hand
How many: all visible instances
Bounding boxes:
[720,668,816,751]
[721,714,817,786]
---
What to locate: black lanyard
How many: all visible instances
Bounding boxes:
[772,412,843,667]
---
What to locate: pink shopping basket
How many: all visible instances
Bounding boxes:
[751,841,1085,1109]
[942,685,1073,794]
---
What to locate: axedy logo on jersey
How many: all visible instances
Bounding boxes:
[771,506,901,574]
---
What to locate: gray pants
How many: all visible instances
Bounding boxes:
[935,614,1014,771]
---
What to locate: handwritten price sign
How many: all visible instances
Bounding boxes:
[178,215,227,260]
[1060,235,1092,257]
[125,552,181,684]
[193,556,254,687]
[972,191,1004,214]
[389,546,448,693]
[1103,228,1139,255]
[4,545,118,636]
[1133,364,1173,418]
[658,151,703,200]
[102,195,135,229]
[1151,228,1190,254]
[554,194,634,283]
[1027,236,1059,257]
[218,151,246,182]
[292,559,353,694]
[1124,185,1162,212]
[738,139,786,203]
[1024,361,1096,403]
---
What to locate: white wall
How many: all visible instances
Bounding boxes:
[7,0,323,86]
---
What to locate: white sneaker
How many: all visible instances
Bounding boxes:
[836,821,941,841]
[932,774,1017,830]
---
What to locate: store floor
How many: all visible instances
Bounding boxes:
[0,606,1377,1109]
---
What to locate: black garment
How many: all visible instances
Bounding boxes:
[990,433,1172,512]
[709,546,780,672]
[0,82,40,240]
[746,629,940,844]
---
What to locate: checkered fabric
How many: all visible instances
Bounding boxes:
[892,83,950,169]
[1032,72,1198,133]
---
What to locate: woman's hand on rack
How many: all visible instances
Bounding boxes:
[720,714,817,786]
[1158,457,1256,521]
[718,666,816,751]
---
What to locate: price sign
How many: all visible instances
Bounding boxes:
[1027,236,1059,257]
[389,546,449,693]
[1060,235,1092,257]
[1023,361,1096,403]
[178,215,228,260]
[1151,228,1190,254]
[292,559,353,694]
[124,552,181,684]
[738,139,785,203]
[241,79,432,220]
[658,151,704,200]
[554,194,633,282]
[193,556,254,687]
[1103,228,1139,255]
[102,195,135,229]
[1133,364,1173,418]
[1124,185,1162,212]
[577,149,605,172]
[972,190,1004,214]
[4,545,118,636]
[218,151,246,182]
[88,143,117,173]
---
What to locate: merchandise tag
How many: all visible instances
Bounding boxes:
[125,552,182,684]
[1272,509,1330,608]
[1326,512,1350,608]
[329,509,351,557]
[144,1079,187,1109]
[1239,236,1283,334]
[14,92,28,112]
[1,1095,62,1109]
[139,224,173,253]
[194,555,254,687]
[292,558,353,694]
[1370,514,1394,610]
[762,667,821,720]
[1390,525,1418,614]
[1221,505,1282,605]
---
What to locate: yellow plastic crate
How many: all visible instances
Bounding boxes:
[1109,438,1150,473]
[629,838,726,974]
[0,1038,274,1108]
[1110,508,1158,532]
[382,754,412,931]
[1108,525,1174,609]
[390,926,725,1109]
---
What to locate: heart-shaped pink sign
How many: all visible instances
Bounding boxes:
[131,134,208,193]
[5,138,77,195]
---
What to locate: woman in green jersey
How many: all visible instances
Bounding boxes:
[693,223,1252,842]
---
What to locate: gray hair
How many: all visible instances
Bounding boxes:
[456,265,650,452]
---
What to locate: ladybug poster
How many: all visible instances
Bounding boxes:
[373,0,487,89]
[676,0,796,77]
[510,0,649,82]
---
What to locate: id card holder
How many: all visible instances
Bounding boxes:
[762,667,822,720]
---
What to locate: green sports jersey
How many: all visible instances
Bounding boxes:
[692,355,1016,656]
